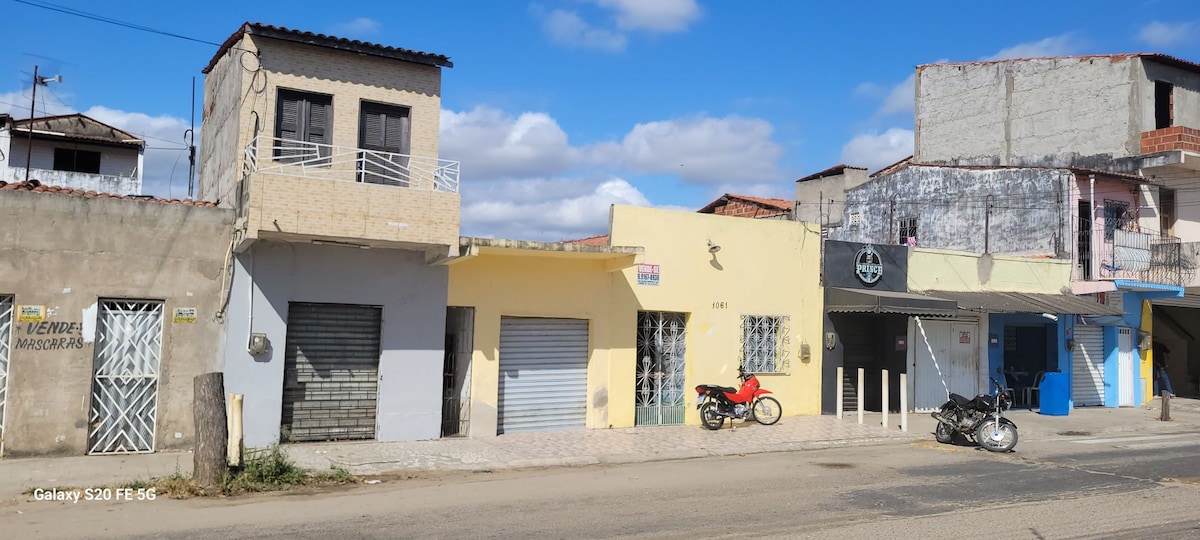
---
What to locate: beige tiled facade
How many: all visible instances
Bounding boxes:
[198,28,458,251]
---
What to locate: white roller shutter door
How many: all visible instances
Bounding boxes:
[1072,325,1105,407]
[498,317,589,434]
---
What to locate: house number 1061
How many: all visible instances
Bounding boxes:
[712,301,727,309]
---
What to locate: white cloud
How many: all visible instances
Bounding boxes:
[619,116,784,184]
[983,34,1083,61]
[1138,21,1196,48]
[853,82,885,99]
[878,74,916,117]
[460,176,653,241]
[540,9,628,52]
[0,90,195,199]
[440,106,786,186]
[331,17,383,38]
[840,128,914,171]
[597,0,701,33]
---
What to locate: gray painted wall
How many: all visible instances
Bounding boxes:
[222,241,448,448]
[829,166,1072,257]
[795,168,871,227]
[0,190,231,456]
[3,137,141,195]
[916,57,1145,169]
[1140,60,1200,131]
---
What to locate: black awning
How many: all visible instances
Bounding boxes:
[919,290,1124,316]
[825,287,958,317]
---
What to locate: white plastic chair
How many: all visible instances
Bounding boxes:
[1023,371,1046,409]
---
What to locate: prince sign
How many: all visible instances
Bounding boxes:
[854,244,883,285]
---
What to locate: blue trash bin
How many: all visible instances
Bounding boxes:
[1039,371,1069,416]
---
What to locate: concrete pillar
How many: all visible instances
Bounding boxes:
[900,373,908,432]
[836,366,844,419]
[857,367,865,425]
[882,369,889,429]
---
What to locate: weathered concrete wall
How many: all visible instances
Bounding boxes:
[197,34,248,206]
[3,138,141,195]
[222,241,448,448]
[0,191,232,456]
[795,168,871,227]
[829,165,1071,257]
[916,57,1142,168]
[1141,60,1200,130]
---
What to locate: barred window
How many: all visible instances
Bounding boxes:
[898,216,917,245]
[740,315,789,373]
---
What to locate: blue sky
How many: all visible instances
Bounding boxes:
[3,0,1198,240]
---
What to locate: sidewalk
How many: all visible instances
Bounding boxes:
[2,397,1197,501]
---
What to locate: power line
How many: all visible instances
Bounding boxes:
[12,0,224,47]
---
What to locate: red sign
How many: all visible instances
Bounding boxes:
[959,331,972,344]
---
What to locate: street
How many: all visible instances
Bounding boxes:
[6,429,1200,540]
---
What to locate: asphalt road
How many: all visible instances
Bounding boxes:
[8,431,1200,540]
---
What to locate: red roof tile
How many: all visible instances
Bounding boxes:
[870,156,913,177]
[0,180,219,207]
[562,234,609,246]
[698,193,793,213]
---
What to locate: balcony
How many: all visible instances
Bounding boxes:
[0,166,139,196]
[237,136,461,254]
[1072,222,1187,286]
[1141,126,1200,154]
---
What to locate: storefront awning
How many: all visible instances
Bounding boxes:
[825,287,958,317]
[1150,293,1200,309]
[918,290,1124,316]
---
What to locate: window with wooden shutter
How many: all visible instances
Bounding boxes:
[358,101,412,187]
[274,88,332,165]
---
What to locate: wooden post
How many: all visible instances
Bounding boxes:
[836,367,844,419]
[1161,390,1171,422]
[227,393,244,467]
[194,373,229,490]
[900,373,908,432]
[881,369,889,429]
[857,367,865,425]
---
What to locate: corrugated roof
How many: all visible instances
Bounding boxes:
[698,193,793,213]
[870,156,913,177]
[203,22,452,73]
[825,287,958,317]
[0,180,218,208]
[8,114,144,147]
[916,290,1124,316]
[796,164,867,183]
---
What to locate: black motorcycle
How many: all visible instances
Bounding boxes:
[931,377,1018,452]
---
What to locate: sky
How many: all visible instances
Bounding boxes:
[2,0,1198,241]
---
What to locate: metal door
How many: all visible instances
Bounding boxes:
[1072,324,1105,406]
[0,296,11,452]
[498,317,589,434]
[913,319,952,411]
[1118,327,1135,406]
[88,300,164,454]
[281,302,382,442]
[635,312,686,426]
[950,323,980,398]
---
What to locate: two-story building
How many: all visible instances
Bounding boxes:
[197,23,461,448]
[0,113,144,195]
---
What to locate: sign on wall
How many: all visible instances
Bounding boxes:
[822,240,910,291]
[173,307,198,324]
[959,331,972,344]
[636,264,660,286]
[17,305,46,322]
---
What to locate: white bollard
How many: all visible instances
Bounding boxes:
[836,366,844,419]
[857,367,865,425]
[882,369,889,429]
[900,373,908,432]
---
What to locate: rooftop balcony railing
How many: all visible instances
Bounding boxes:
[243,136,460,193]
[1072,221,1190,286]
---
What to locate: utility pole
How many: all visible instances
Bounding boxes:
[23,65,62,183]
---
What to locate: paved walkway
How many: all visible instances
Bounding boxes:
[2,397,1197,501]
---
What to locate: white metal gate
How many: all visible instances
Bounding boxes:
[913,320,951,411]
[498,317,589,435]
[88,300,164,454]
[1072,324,1106,406]
[636,312,686,426]
[950,322,980,399]
[1118,327,1135,406]
[0,296,12,452]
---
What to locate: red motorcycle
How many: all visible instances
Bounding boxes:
[694,369,782,430]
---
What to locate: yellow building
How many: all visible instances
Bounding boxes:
[447,205,825,437]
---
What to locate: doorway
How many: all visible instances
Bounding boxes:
[442,307,474,437]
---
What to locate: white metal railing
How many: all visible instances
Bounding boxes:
[243,136,460,193]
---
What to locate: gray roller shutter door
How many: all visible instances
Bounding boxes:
[498,317,589,435]
[1072,325,1105,407]
[282,302,382,442]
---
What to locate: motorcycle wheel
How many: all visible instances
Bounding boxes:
[751,397,782,425]
[700,402,725,430]
[975,420,1018,452]
[934,422,955,444]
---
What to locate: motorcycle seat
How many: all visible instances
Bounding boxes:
[949,393,973,406]
[699,384,738,395]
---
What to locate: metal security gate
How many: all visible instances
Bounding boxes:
[1072,325,1106,406]
[914,320,952,411]
[282,302,382,442]
[88,300,164,454]
[1118,327,1135,406]
[635,312,686,426]
[0,296,11,452]
[497,317,588,435]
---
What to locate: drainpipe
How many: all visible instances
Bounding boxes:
[984,194,994,254]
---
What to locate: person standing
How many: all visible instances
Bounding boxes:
[1153,341,1175,397]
